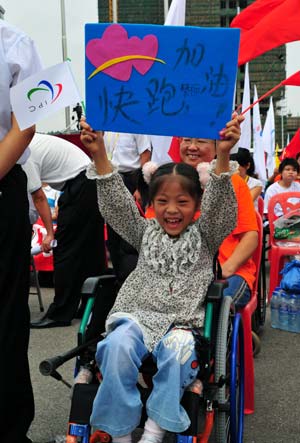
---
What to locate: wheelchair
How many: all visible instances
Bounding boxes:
[40,274,245,443]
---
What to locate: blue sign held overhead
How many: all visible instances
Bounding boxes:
[85,23,240,139]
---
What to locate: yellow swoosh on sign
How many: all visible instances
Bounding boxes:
[88,54,166,80]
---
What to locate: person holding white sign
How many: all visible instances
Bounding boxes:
[0,19,42,443]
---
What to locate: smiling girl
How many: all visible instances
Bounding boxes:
[80,116,241,443]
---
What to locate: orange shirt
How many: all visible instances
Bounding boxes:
[218,174,258,290]
[145,174,258,290]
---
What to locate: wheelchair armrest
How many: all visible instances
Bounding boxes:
[81,274,117,298]
[206,279,228,302]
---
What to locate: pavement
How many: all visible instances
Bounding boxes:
[27,280,300,443]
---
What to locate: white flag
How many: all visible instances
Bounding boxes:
[150,0,186,165]
[253,85,267,183]
[10,62,81,130]
[239,63,251,150]
[151,135,174,164]
[262,97,275,176]
[164,0,186,26]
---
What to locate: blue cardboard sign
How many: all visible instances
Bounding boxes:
[85,23,240,139]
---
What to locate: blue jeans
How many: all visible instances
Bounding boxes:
[90,318,199,436]
[223,275,251,308]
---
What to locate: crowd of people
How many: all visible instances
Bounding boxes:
[1,14,299,443]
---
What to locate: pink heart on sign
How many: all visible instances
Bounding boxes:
[86,24,159,81]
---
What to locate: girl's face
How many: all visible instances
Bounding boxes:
[238,162,250,178]
[152,177,198,237]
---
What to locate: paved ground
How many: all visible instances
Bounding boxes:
[27,281,300,443]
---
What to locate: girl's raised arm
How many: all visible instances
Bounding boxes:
[80,118,112,175]
[198,114,244,254]
[80,118,147,252]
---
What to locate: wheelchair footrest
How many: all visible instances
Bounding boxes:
[68,423,90,443]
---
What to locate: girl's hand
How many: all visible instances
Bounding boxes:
[217,112,245,154]
[80,117,113,175]
[80,117,105,155]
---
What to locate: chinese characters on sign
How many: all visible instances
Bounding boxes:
[85,23,239,139]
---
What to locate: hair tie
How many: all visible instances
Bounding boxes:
[142,161,159,184]
[196,162,211,188]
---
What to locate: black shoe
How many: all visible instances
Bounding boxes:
[30,317,71,328]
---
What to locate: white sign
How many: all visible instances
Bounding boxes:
[10,62,81,130]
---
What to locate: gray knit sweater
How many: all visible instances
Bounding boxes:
[86,162,237,349]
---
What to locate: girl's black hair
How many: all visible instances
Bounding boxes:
[279,157,300,174]
[148,162,203,205]
[231,147,256,177]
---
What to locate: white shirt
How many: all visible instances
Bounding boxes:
[247,176,263,191]
[104,132,151,173]
[28,193,39,224]
[264,181,300,216]
[0,20,42,159]
[150,135,173,165]
[23,133,91,193]
[247,176,263,209]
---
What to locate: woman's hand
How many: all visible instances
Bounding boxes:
[80,117,105,155]
[217,112,245,154]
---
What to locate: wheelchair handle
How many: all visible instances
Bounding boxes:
[39,355,66,376]
[39,333,103,376]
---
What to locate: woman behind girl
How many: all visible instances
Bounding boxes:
[232,147,263,206]
[80,116,242,443]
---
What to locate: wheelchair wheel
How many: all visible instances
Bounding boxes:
[214,296,244,443]
[229,313,244,443]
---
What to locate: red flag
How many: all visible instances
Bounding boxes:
[168,136,181,162]
[231,0,286,30]
[230,0,300,66]
[282,71,300,86]
[280,128,300,160]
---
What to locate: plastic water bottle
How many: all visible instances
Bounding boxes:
[288,294,299,333]
[270,287,281,329]
[278,291,289,331]
[31,239,57,256]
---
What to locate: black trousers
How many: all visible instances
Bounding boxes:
[0,166,33,443]
[47,171,106,322]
